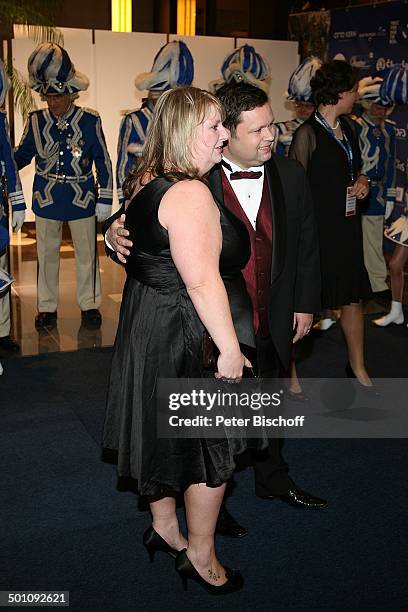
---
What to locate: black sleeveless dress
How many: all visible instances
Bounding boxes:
[102,177,262,497]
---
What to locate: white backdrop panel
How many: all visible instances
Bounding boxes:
[12,27,94,221]
[94,31,167,210]
[169,34,234,90]
[237,38,299,122]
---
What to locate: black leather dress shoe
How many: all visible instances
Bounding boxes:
[260,487,328,509]
[35,312,57,329]
[0,335,20,355]
[216,506,247,538]
[81,309,102,326]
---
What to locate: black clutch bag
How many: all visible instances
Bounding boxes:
[202,331,219,370]
[202,331,256,378]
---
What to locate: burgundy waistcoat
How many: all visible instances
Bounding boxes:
[221,170,273,336]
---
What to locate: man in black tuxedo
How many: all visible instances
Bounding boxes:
[104,82,327,537]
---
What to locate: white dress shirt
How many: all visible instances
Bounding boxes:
[221,156,265,229]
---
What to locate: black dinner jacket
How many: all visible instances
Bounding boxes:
[208,154,321,370]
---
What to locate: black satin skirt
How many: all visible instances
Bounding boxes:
[102,274,266,497]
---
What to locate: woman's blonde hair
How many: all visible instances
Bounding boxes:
[124,86,223,198]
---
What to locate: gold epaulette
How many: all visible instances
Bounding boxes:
[82,107,100,117]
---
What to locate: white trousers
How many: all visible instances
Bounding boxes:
[35,216,101,312]
[0,250,10,337]
[362,215,388,293]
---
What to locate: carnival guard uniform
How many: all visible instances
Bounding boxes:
[116,101,153,206]
[356,70,399,295]
[354,113,396,292]
[15,43,113,328]
[116,40,194,206]
[0,60,26,354]
[274,57,322,157]
[274,117,304,157]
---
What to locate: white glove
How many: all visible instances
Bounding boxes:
[385,201,394,220]
[385,216,408,243]
[0,268,14,298]
[12,210,25,232]
[95,204,112,223]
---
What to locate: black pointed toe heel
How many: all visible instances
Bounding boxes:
[345,363,380,397]
[175,549,243,595]
[143,526,178,562]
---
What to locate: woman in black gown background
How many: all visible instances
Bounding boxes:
[289,60,374,388]
[103,87,261,593]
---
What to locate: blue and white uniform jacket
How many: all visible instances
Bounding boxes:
[116,100,153,206]
[353,114,396,216]
[14,105,113,221]
[274,117,304,157]
[0,110,26,247]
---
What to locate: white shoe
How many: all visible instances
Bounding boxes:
[314,317,336,331]
[373,301,404,327]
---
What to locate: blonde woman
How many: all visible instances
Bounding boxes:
[102,87,263,594]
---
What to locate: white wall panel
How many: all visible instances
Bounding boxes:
[237,38,299,122]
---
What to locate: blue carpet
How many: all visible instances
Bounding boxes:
[1,322,407,612]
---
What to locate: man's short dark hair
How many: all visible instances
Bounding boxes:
[215,82,268,134]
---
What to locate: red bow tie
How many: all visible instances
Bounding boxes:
[230,170,262,180]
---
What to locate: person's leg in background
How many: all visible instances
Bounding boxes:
[340,301,373,385]
[0,250,20,354]
[35,216,62,328]
[69,216,102,325]
[362,215,389,295]
[374,244,408,326]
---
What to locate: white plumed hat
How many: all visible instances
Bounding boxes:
[287,56,322,102]
[28,43,89,94]
[134,41,194,92]
[209,44,270,93]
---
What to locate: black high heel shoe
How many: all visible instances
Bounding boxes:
[143,526,178,562]
[345,363,380,397]
[175,549,244,595]
[285,388,310,403]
